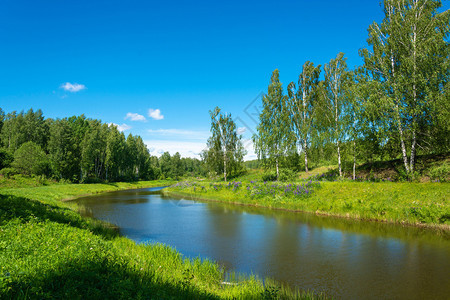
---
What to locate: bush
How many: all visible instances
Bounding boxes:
[262,172,277,182]
[279,169,296,181]
[0,148,13,169]
[0,167,19,178]
[429,162,449,182]
[396,168,420,182]
[12,142,50,176]
[261,169,297,182]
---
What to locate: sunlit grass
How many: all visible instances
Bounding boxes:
[167,179,450,227]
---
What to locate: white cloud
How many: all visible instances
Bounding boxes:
[144,140,207,159]
[108,123,132,132]
[125,112,146,122]
[237,127,247,135]
[148,108,164,120]
[143,137,256,161]
[60,82,86,92]
[147,129,209,140]
[241,138,256,161]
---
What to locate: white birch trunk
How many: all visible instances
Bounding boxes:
[337,140,342,177]
[353,140,356,180]
[276,157,279,181]
[302,83,308,173]
[335,86,342,177]
[223,152,227,182]
[396,105,410,174]
[303,140,308,173]
[391,49,410,174]
[410,130,416,173]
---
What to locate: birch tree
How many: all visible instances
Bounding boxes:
[360,0,449,175]
[205,107,245,182]
[323,52,350,177]
[287,61,321,173]
[105,124,126,181]
[253,69,294,180]
[346,69,385,180]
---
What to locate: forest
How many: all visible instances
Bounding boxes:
[0,109,205,182]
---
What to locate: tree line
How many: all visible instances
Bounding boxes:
[0,109,205,182]
[253,0,449,180]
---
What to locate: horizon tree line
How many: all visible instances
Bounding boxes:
[0,108,205,182]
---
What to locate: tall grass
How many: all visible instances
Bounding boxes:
[167,180,450,228]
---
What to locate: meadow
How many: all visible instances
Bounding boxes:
[166,176,450,230]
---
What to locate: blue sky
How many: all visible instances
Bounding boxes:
[1,0,447,159]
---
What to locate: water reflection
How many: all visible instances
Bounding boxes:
[75,188,450,299]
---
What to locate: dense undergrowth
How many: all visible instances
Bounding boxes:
[0,180,321,299]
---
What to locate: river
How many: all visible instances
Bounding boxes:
[74,187,450,299]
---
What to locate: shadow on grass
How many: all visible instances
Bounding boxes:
[357,153,449,176]
[0,194,119,239]
[3,257,219,299]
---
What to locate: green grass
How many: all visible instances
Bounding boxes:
[167,180,450,229]
[0,181,322,299]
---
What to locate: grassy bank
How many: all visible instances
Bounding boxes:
[166,180,450,229]
[0,181,320,299]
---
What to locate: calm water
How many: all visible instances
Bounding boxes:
[75,187,450,299]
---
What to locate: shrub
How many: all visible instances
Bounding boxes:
[429,162,449,182]
[279,169,296,181]
[0,148,13,169]
[262,172,277,182]
[0,167,19,178]
[12,142,50,176]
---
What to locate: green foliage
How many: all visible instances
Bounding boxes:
[321,52,351,177]
[428,162,449,182]
[48,118,82,181]
[0,109,208,183]
[0,109,49,153]
[0,148,13,169]
[262,172,277,182]
[203,107,246,182]
[244,159,261,170]
[254,69,295,181]
[360,0,449,174]
[279,168,296,182]
[154,152,205,180]
[12,141,50,176]
[261,169,296,182]
[287,61,322,173]
[0,167,19,178]
[0,109,209,182]
[0,107,4,134]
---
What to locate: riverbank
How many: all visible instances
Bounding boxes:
[166,181,450,232]
[0,181,320,299]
